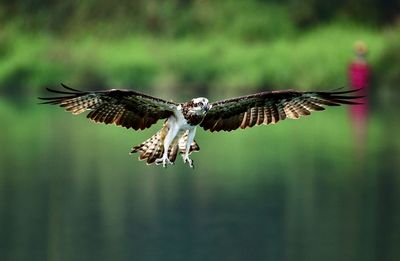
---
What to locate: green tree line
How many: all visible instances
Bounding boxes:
[1,0,400,36]
[0,0,399,101]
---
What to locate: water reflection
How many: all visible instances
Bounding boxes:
[0,102,399,261]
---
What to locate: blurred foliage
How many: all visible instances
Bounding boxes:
[0,23,387,100]
[1,0,400,34]
[287,0,400,27]
[375,23,400,90]
[0,0,399,101]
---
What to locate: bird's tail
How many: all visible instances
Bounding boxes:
[130,126,200,165]
[178,132,200,156]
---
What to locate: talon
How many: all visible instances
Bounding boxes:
[155,157,172,168]
[189,159,194,169]
[183,156,195,168]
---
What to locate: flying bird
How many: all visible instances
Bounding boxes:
[39,84,362,168]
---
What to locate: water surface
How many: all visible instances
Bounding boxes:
[0,101,399,261]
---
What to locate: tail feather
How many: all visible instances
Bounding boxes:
[148,143,164,164]
[168,144,179,162]
[145,142,161,164]
[179,132,200,155]
[131,128,200,165]
[131,131,164,165]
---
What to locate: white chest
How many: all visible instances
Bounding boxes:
[163,107,196,147]
[171,105,196,131]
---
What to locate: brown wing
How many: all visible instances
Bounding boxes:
[39,84,178,130]
[200,89,363,132]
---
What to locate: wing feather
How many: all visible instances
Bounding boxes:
[39,84,178,130]
[200,88,363,132]
[256,107,264,125]
[264,105,272,124]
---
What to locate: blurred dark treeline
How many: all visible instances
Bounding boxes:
[0,0,400,102]
[2,0,400,36]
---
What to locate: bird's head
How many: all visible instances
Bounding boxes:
[186,97,212,115]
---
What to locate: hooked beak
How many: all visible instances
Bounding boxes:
[205,104,212,112]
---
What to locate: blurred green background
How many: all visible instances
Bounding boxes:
[1,1,400,261]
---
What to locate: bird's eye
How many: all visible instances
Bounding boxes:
[198,102,203,106]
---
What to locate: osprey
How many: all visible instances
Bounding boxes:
[39,84,362,168]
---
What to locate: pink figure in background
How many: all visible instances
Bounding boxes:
[348,41,370,158]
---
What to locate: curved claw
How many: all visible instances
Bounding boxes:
[155,157,173,168]
[183,156,195,169]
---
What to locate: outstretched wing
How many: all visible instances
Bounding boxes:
[39,84,178,130]
[200,89,363,132]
